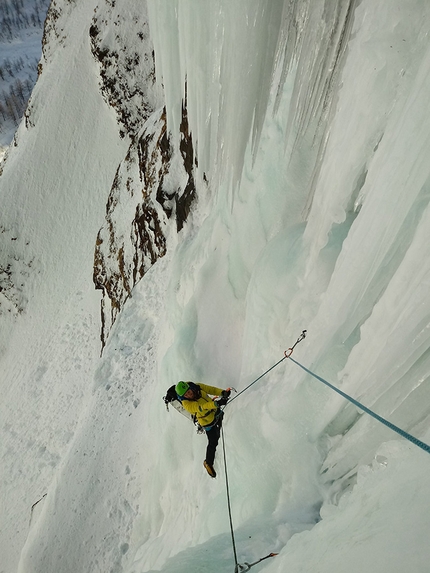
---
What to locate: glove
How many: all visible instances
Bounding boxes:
[214,388,232,408]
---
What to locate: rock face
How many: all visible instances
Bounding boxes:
[88,1,197,347]
[88,0,162,140]
[93,104,196,346]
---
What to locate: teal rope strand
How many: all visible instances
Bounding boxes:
[288,355,430,455]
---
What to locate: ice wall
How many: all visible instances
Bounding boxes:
[146,0,355,194]
[146,0,430,491]
[2,1,430,572]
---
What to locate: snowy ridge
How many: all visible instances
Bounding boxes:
[1,1,430,573]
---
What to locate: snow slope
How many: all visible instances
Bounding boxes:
[1,1,430,572]
[0,1,128,570]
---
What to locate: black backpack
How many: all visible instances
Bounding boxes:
[163,385,179,409]
[163,384,204,433]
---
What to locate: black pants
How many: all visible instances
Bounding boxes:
[205,418,222,466]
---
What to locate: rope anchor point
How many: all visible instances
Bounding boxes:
[284,329,307,358]
[235,553,279,572]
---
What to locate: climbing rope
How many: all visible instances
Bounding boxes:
[225,329,430,454]
[221,330,430,571]
[220,331,307,570]
[225,331,307,408]
[288,355,430,455]
[221,426,239,571]
[221,425,278,573]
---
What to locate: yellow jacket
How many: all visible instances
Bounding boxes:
[181,383,224,427]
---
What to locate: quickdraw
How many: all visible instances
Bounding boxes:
[284,329,307,357]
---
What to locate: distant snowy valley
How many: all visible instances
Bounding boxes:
[1,1,430,573]
[0,0,50,151]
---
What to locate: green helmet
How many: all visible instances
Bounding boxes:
[176,381,189,397]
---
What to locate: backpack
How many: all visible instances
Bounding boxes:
[163,385,179,408]
[163,384,204,433]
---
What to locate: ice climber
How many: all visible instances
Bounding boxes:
[175,381,231,478]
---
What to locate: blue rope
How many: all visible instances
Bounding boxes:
[288,355,430,455]
[223,329,430,455]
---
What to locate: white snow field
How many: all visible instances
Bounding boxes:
[1,1,430,573]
